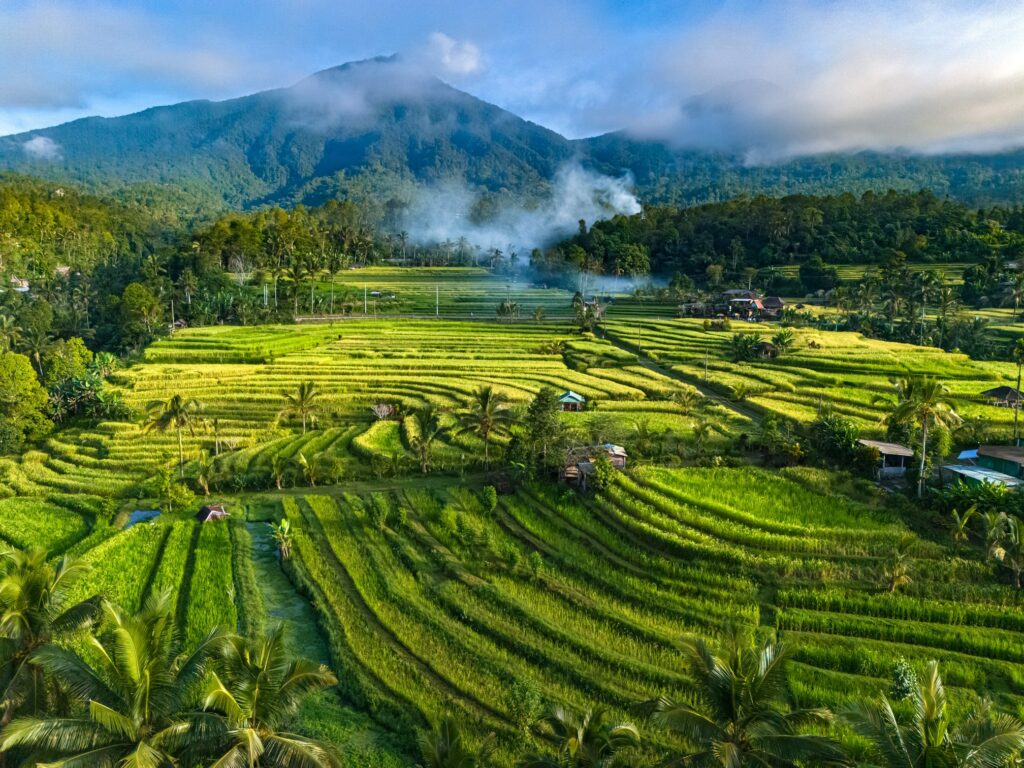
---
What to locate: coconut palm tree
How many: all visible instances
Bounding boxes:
[844,660,1024,767]
[0,314,20,352]
[456,386,514,465]
[950,505,978,544]
[143,393,204,478]
[410,404,445,475]
[518,706,640,768]
[279,381,320,435]
[193,449,215,496]
[874,377,961,498]
[882,534,915,593]
[18,327,51,377]
[1011,338,1024,443]
[0,549,101,729]
[0,592,223,766]
[200,624,339,767]
[1003,270,1024,322]
[419,716,494,768]
[644,626,846,767]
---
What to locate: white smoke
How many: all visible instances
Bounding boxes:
[402,162,640,252]
[22,135,60,160]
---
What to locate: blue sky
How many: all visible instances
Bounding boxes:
[3,0,1024,158]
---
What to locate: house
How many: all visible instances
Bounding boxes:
[561,444,628,489]
[980,386,1023,408]
[753,340,778,359]
[9,276,29,293]
[975,445,1024,478]
[54,265,71,278]
[762,296,785,313]
[195,504,229,522]
[941,464,1022,489]
[723,289,759,300]
[729,298,765,318]
[858,439,913,478]
[558,390,586,412]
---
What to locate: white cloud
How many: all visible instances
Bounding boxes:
[22,136,61,160]
[425,32,482,76]
[616,0,1024,159]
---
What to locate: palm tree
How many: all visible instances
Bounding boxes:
[419,716,494,768]
[456,386,513,465]
[1003,270,1024,322]
[1012,338,1024,443]
[671,388,704,415]
[951,505,978,544]
[519,706,640,768]
[279,381,320,435]
[269,519,293,560]
[0,592,223,765]
[644,626,846,767]
[771,328,796,355]
[143,394,203,478]
[0,549,101,729]
[874,377,961,498]
[19,327,51,377]
[915,270,942,345]
[193,449,215,496]
[201,624,339,767]
[0,314,20,352]
[844,660,1024,767]
[728,333,759,362]
[410,404,445,475]
[882,534,915,593]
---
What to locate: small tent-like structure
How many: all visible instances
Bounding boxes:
[558,391,586,412]
[196,504,229,522]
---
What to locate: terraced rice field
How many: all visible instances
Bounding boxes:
[272,468,1023,761]
[604,317,1024,436]
[0,320,742,502]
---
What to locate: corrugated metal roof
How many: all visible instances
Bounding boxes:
[858,439,913,457]
[943,464,1022,487]
[978,445,1024,464]
[558,390,586,403]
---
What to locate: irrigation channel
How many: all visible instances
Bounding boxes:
[247,522,330,665]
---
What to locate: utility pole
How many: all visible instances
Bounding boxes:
[170,299,175,332]
[364,285,367,315]
[436,285,439,317]
[704,352,709,382]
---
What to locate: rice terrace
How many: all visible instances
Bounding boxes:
[6,6,1024,766]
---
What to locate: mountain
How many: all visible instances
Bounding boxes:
[2,56,1024,214]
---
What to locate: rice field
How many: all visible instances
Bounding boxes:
[603,317,1024,437]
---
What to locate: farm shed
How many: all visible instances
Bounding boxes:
[857,439,912,478]
[941,464,1022,489]
[980,386,1023,408]
[753,340,778,359]
[561,444,628,489]
[976,445,1024,478]
[196,504,229,522]
[558,390,586,412]
[762,296,785,312]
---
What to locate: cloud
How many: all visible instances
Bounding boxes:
[424,32,482,76]
[22,136,61,160]
[402,162,641,252]
[0,1,277,112]
[613,0,1024,160]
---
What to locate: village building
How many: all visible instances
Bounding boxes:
[753,340,778,359]
[9,276,29,293]
[857,438,912,478]
[195,503,229,522]
[944,445,1024,488]
[558,390,586,412]
[980,386,1023,408]
[561,444,628,490]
